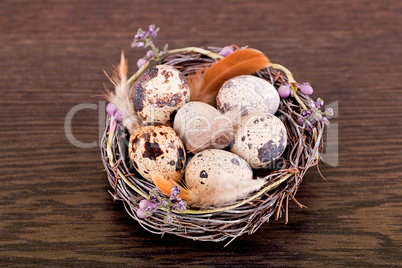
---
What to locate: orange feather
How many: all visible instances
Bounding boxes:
[189,48,271,106]
[151,172,190,200]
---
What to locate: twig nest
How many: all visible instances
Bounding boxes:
[173,101,234,153]
[230,113,287,169]
[128,123,186,183]
[184,149,264,208]
[216,75,280,117]
[131,65,190,125]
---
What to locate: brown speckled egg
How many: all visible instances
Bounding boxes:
[131,65,190,125]
[129,123,186,183]
[230,113,287,169]
[216,75,280,117]
[185,149,253,192]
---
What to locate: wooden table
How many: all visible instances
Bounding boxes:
[1,0,401,267]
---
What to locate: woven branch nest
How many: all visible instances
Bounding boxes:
[100,47,325,245]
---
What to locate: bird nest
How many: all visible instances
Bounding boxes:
[100,46,327,245]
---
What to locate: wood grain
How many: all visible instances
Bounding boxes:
[0,0,401,267]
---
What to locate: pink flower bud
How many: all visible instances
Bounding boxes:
[139,199,155,210]
[106,103,117,116]
[114,110,123,121]
[278,84,291,98]
[219,46,234,57]
[137,58,148,68]
[136,208,146,218]
[146,50,155,58]
[298,83,314,95]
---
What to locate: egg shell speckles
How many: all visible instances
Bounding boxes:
[216,75,280,117]
[185,149,253,192]
[129,123,186,183]
[131,65,190,125]
[230,113,287,169]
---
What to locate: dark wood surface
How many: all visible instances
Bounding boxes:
[1,0,401,267]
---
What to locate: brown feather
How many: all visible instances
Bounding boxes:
[189,48,271,106]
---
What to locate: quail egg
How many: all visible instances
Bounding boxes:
[129,123,186,183]
[216,75,280,117]
[131,65,190,125]
[184,149,264,207]
[230,113,287,169]
[173,101,233,153]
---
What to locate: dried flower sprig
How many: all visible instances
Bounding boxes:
[278,82,314,98]
[131,24,168,65]
[136,185,187,224]
[299,98,333,130]
[268,64,333,132]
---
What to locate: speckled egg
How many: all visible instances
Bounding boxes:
[216,75,280,117]
[230,113,287,169]
[185,149,253,191]
[131,65,190,125]
[128,123,186,183]
[184,149,266,208]
[173,101,233,153]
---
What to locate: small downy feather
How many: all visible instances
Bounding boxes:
[189,48,271,106]
[187,174,265,208]
[105,51,142,134]
[151,171,265,208]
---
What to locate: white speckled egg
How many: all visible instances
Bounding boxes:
[131,65,190,125]
[216,75,280,117]
[185,149,253,189]
[173,102,233,153]
[184,149,266,207]
[230,113,287,169]
[129,123,186,183]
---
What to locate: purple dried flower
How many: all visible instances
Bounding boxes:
[149,24,156,34]
[219,46,234,57]
[316,98,324,108]
[106,103,117,116]
[278,84,291,98]
[134,30,142,40]
[170,185,181,199]
[139,185,187,223]
[132,25,165,64]
[175,200,186,212]
[164,214,173,224]
[326,108,334,116]
[136,200,157,219]
[322,117,329,125]
[139,200,157,211]
[301,110,311,117]
[299,98,333,130]
[149,189,159,203]
[298,83,314,95]
[136,41,145,48]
